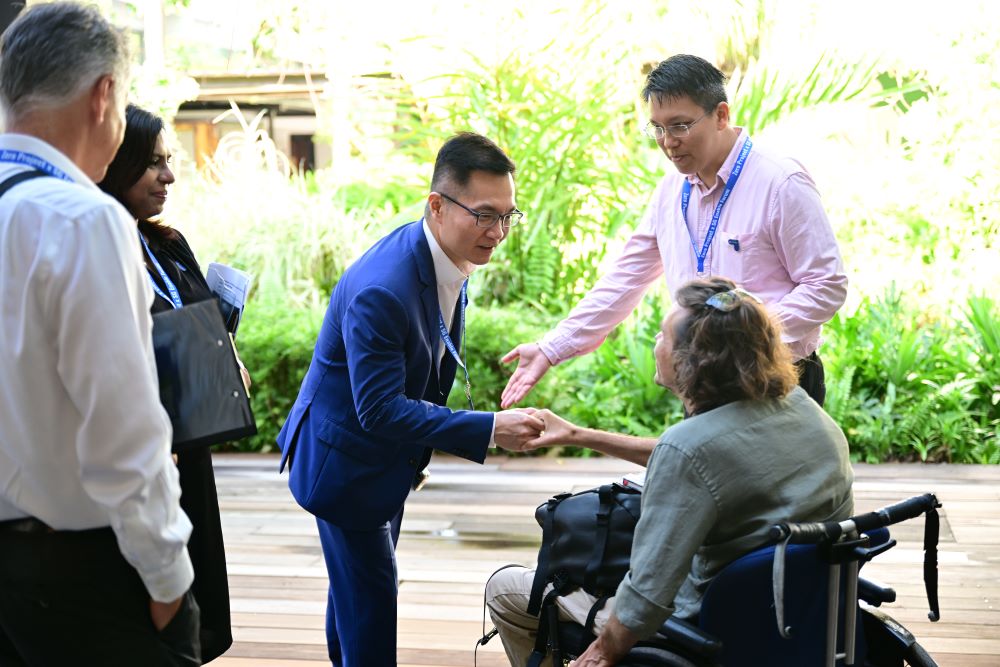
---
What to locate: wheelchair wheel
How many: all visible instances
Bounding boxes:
[617,646,702,667]
[860,606,938,667]
[902,641,937,667]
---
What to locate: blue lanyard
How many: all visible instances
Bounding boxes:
[438,280,473,410]
[138,233,184,309]
[0,150,73,182]
[680,137,752,274]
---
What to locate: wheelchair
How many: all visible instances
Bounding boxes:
[551,493,942,667]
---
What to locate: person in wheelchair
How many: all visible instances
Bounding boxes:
[486,276,855,666]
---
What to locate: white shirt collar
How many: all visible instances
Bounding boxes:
[422,218,471,287]
[0,133,99,189]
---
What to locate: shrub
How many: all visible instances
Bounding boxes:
[824,287,999,463]
[448,296,681,456]
[231,298,324,452]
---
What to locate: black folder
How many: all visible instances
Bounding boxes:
[152,299,257,452]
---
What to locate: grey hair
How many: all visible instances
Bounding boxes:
[0,2,130,125]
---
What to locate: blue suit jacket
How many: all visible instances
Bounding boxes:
[277,221,493,529]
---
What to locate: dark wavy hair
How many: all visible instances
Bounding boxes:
[670,277,798,414]
[97,103,177,242]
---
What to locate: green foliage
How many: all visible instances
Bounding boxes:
[445,305,550,415]
[823,288,999,464]
[964,296,1000,446]
[159,0,998,464]
[448,297,681,457]
[548,297,682,444]
[730,54,881,135]
[383,14,654,313]
[177,167,380,311]
[231,298,324,452]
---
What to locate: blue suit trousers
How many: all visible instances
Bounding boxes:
[316,508,403,666]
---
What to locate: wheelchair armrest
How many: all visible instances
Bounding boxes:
[859,576,896,606]
[654,616,723,659]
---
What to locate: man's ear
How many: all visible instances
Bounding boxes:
[715,101,731,129]
[89,74,116,124]
[427,192,444,221]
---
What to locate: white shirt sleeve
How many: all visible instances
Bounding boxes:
[47,203,193,602]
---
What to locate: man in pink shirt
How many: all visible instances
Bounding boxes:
[501,54,846,408]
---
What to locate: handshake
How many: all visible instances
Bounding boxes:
[491,342,579,452]
[493,408,575,453]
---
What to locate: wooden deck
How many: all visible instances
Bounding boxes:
[211,454,1000,667]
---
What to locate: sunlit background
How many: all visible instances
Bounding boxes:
[20,0,1000,462]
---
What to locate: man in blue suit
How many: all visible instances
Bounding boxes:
[277,132,545,665]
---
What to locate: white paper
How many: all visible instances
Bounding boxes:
[205,262,253,336]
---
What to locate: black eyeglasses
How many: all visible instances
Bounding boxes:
[705,288,763,312]
[643,108,714,141]
[439,192,524,229]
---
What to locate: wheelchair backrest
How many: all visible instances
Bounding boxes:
[697,527,890,666]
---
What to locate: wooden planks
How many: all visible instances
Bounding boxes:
[212,455,1000,666]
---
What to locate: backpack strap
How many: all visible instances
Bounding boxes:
[584,595,610,634]
[527,588,563,667]
[527,496,560,616]
[0,170,49,199]
[584,484,615,592]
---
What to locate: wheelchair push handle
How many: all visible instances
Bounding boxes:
[768,519,842,544]
[852,493,940,534]
[768,493,941,544]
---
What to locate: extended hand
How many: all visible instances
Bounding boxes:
[230,335,252,393]
[500,343,552,408]
[493,409,545,452]
[239,362,252,393]
[522,409,581,451]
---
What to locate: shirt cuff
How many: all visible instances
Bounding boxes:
[614,573,675,638]
[139,549,195,603]
[537,336,565,366]
[489,413,497,448]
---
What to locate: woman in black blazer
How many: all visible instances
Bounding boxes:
[99,104,245,663]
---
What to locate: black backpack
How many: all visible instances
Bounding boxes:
[525,482,642,666]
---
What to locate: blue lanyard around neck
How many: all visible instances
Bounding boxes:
[438,280,473,410]
[138,232,184,309]
[680,137,752,274]
[0,150,73,182]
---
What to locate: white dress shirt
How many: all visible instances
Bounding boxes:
[422,220,496,444]
[0,134,194,602]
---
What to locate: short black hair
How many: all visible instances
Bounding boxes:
[642,54,728,113]
[430,132,515,193]
[98,104,177,241]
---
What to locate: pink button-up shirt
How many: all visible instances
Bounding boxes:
[539,129,847,363]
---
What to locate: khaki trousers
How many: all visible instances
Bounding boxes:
[485,566,615,667]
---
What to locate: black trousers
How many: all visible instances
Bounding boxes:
[177,446,232,662]
[796,352,826,406]
[0,523,201,666]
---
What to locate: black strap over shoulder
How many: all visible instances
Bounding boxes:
[584,595,610,634]
[0,170,49,199]
[585,484,615,592]
[527,496,560,616]
[527,588,564,667]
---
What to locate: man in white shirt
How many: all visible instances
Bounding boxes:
[0,3,199,664]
